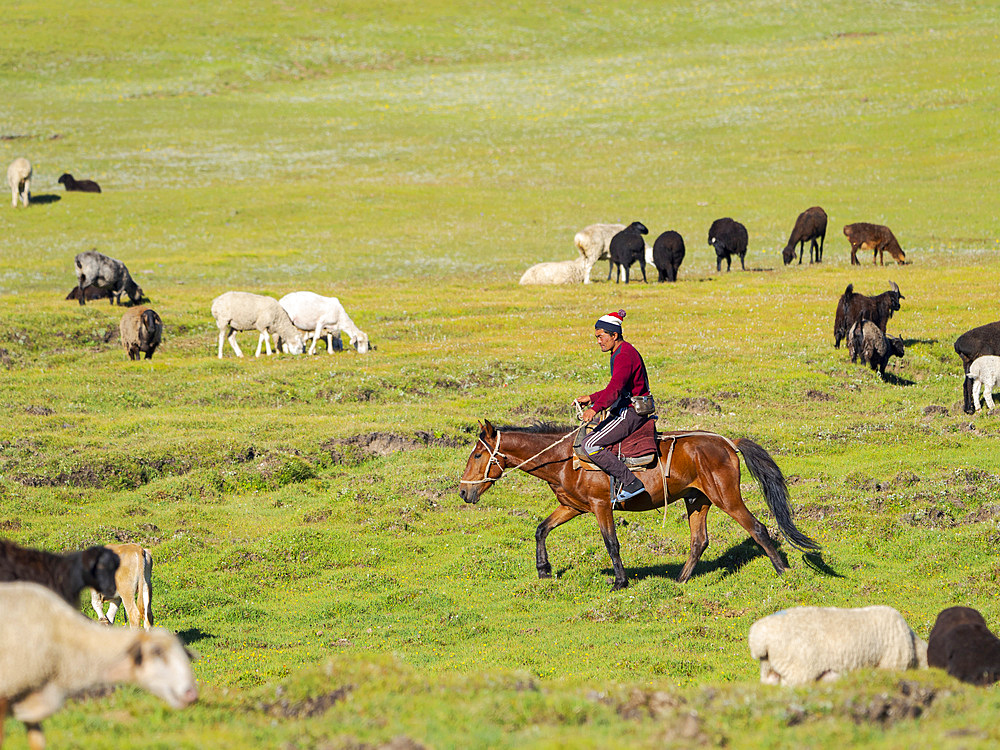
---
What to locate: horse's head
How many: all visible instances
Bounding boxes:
[458,420,505,504]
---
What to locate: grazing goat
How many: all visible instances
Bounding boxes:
[843,222,906,265]
[119,307,163,361]
[927,606,1000,686]
[708,217,748,271]
[0,582,196,750]
[519,258,587,285]
[608,222,649,283]
[0,539,119,606]
[954,321,1000,414]
[833,281,903,348]
[652,230,685,282]
[211,292,304,358]
[749,605,927,686]
[7,157,32,208]
[57,173,102,193]
[848,320,905,379]
[65,285,113,303]
[74,250,144,307]
[968,355,1000,412]
[782,206,827,265]
[574,223,625,284]
[90,543,153,630]
[278,291,369,355]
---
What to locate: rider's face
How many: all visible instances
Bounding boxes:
[595,329,618,352]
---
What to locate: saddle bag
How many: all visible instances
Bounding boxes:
[631,395,656,417]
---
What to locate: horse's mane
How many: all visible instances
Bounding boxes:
[492,422,576,435]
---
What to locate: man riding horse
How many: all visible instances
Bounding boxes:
[575,309,656,508]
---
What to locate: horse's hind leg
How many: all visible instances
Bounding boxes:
[704,476,786,575]
[535,504,582,578]
[677,496,711,583]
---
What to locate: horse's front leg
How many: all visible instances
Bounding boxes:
[594,504,628,589]
[535,504,582,578]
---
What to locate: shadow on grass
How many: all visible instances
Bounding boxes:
[903,337,937,347]
[884,372,916,386]
[29,194,61,205]
[178,627,214,645]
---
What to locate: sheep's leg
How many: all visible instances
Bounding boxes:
[76,275,87,306]
[90,590,109,624]
[227,332,244,358]
[607,258,614,282]
[326,333,334,354]
[26,722,45,750]
[310,327,322,356]
[639,259,647,283]
[739,253,746,271]
[21,178,30,207]
[10,183,16,208]
[120,594,141,630]
[582,258,594,284]
[105,598,121,625]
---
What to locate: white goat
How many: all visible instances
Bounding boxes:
[90,543,153,630]
[968,355,1000,412]
[0,581,197,749]
[278,291,369,355]
[574,223,654,284]
[7,157,32,208]
[211,292,305,358]
[519,258,587,285]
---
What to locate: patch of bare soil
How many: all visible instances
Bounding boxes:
[676,397,721,415]
[0,519,22,531]
[797,504,840,521]
[806,389,836,402]
[16,466,103,488]
[323,431,462,463]
[845,681,938,726]
[24,405,53,415]
[0,348,12,368]
[902,507,956,528]
[258,685,353,718]
[923,404,948,416]
[964,504,1000,524]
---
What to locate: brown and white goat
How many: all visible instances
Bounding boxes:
[843,222,906,265]
[90,543,153,630]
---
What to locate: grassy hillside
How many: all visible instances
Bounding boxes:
[2,1,1000,747]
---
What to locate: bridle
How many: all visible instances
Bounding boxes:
[460,428,577,486]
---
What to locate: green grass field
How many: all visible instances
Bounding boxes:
[2,1,1000,747]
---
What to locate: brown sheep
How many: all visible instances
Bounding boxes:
[927,606,1000,686]
[119,306,163,360]
[843,222,906,266]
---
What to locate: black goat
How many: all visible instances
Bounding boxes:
[833,281,903,348]
[608,221,648,284]
[707,218,748,272]
[58,173,102,193]
[782,206,827,265]
[652,230,685,282]
[928,606,1000,686]
[848,320,904,379]
[954,321,1000,414]
[0,538,119,606]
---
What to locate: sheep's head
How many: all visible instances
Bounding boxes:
[351,331,370,354]
[281,334,305,355]
[628,221,649,235]
[781,245,796,265]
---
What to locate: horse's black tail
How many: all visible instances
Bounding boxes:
[736,438,821,553]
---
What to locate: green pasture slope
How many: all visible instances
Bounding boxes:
[2,0,1000,746]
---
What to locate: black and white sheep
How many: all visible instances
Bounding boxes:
[73,250,145,307]
[0,538,119,606]
[707,217,748,272]
[848,320,905,379]
[519,258,587,285]
[7,157,31,208]
[211,291,305,358]
[927,606,1000,686]
[833,281,903,348]
[843,222,907,265]
[781,206,827,265]
[652,230,685,282]
[748,605,928,686]
[608,221,649,283]
[57,172,102,193]
[954,321,1000,414]
[119,306,163,361]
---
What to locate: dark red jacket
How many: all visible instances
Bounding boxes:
[589,340,650,411]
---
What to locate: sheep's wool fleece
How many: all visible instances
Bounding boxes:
[748,605,927,686]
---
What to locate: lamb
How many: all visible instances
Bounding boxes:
[833,281,904,348]
[707,217,749,272]
[574,223,625,284]
[608,221,649,283]
[926,606,1000,686]
[90,543,153,630]
[967,355,1000,412]
[652,230,685,282]
[954,322,1000,414]
[781,206,827,265]
[7,157,32,208]
[57,173,102,193]
[278,291,369,355]
[0,581,197,749]
[118,307,163,361]
[0,538,119,606]
[519,258,586,285]
[211,291,305,358]
[748,605,928,686]
[73,250,144,307]
[848,320,905,379]
[65,285,113,303]
[843,222,906,265]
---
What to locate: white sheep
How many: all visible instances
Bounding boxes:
[7,157,32,208]
[968,355,1000,412]
[519,258,587,285]
[278,291,369,355]
[574,223,654,284]
[211,291,305,358]
[748,605,928,686]
[0,581,197,749]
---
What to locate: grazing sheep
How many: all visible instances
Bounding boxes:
[968,355,1000,412]
[927,606,1000,686]
[119,306,163,361]
[73,250,144,307]
[278,291,369,355]
[954,321,1000,414]
[843,222,906,265]
[211,291,305,358]
[90,543,153,631]
[57,173,102,193]
[708,217,749,272]
[574,223,625,284]
[833,281,904,348]
[608,221,649,283]
[0,538,119,606]
[781,206,827,265]
[0,581,197,750]
[7,157,32,208]
[65,285,113,303]
[748,605,928,686]
[848,320,905,379]
[652,230,685,282]
[519,258,587,285]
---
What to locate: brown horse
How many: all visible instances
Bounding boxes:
[458,420,820,590]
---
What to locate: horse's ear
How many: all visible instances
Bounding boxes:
[483,419,496,438]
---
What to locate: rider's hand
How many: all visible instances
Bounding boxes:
[580,407,597,422]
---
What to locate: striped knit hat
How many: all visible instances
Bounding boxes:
[595,309,626,334]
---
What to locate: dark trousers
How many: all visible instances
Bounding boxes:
[581,407,647,486]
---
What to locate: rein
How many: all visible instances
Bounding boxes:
[460,428,577,486]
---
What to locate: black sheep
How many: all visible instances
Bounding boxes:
[782,206,827,265]
[58,173,102,193]
[927,606,1000,686]
[0,538,119,606]
[954,321,1000,414]
[707,217,748,272]
[652,230,685,282]
[65,284,114,302]
[608,221,649,284]
[833,281,903,348]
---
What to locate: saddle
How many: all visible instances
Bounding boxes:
[573,418,658,471]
